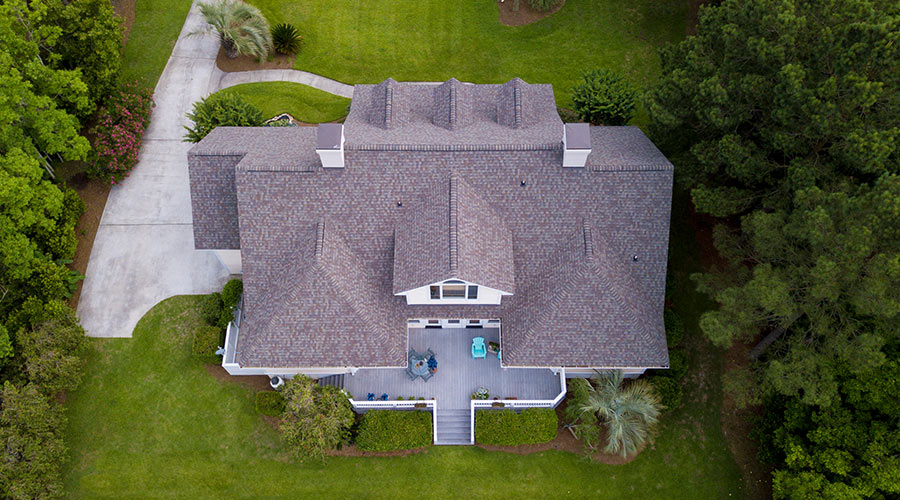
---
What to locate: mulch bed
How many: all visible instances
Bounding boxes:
[204,364,273,391]
[216,47,295,73]
[64,169,111,309]
[498,0,566,26]
[112,0,137,45]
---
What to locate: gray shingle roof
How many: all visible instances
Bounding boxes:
[392,173,515,294]
[343,78,562,149]
[189,79,673,370]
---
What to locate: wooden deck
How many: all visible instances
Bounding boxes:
[343,328,561,410]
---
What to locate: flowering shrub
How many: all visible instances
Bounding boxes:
[88,83,154,184]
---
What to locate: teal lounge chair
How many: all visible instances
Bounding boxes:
[472,337,486,359]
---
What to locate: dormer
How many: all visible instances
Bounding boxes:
[433,78,472,130]
[393,173,515,305]
[369,78,407,129]
[497,78,534,129]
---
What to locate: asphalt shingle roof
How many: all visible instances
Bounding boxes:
[188,79,673,370]
[392,173,515,294]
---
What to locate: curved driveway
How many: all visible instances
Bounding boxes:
[78,2,353,337]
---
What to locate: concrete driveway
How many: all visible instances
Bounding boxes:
[77,3,230,337]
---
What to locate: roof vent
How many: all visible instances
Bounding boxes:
[562,123,591,167]
[316,124,344,168]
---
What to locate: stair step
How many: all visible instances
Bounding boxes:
[434,440,472,446]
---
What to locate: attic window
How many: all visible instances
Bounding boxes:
[442,284,466,298]
[467,285,478,299]
[430,286,440,299]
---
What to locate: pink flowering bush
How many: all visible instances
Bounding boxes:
[88,82,154,184]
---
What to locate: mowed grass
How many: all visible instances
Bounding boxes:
[210,82,351,122]
[63,287,742,498]
[249,0,686,112]
[120,0,193,87]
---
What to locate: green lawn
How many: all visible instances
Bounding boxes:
[120,0,193,87]
[63,215,744,499]
[249,0,685,112]
[209,82,351,122]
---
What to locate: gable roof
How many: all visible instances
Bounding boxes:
[393,173,515,294]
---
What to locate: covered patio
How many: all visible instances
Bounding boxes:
[343,328,562,410]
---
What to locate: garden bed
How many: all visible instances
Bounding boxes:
[216,46,295,72]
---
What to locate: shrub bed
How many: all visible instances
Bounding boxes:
[88,82,154,183]
[355,410,432,451]
[256,391,286,416]
[191,325,221,363]
[648,375,683,411]
[475,408,557,445]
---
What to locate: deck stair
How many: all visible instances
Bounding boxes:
[434,409,472,445]
[318,374,345,390]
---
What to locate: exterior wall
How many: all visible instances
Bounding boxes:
[214,249,242,275]
[399,280,505,305]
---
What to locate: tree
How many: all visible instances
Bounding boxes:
[696,175,900,405]
[571,69,637,126]
[278,375,353,462]
[646,0,900,217]
[574,371,661,457]
[39,0,124,117]
[753,352,900,499]
[16,300,88,395]
[194,0,272,60]
[0,382,67,500]
[0,0,93,147]
[184,93,264,142]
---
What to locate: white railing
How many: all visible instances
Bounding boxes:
[468,368,567,444]
[221,297,242,372]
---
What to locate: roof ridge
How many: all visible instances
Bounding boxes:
[314,221,325,257]
[448,173,459,272]
[384,86,393,129]
[448,83,457,129]
[582,219,593,257]
[512,87,522,128]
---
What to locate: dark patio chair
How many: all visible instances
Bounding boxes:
[405,366,417,380]
[421,370,434,382]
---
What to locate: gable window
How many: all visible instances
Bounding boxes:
[467,285,478,299]
[442,283,466,298]
[430,285,440,299]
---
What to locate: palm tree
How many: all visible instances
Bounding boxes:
[579,370,662,457]
[193,0,272,60]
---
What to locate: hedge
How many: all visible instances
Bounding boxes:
[475,408,557,445]
[222,279,243,308]
[199,292,224,326]
[256,391,286,416]
[191,325,221,363]
[355,410,432,451]
[664,309,684,348]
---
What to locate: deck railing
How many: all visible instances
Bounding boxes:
[348,399,439,444]
[468,368,567,444]
[221,296,242,370]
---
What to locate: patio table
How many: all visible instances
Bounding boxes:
[408,349,435,380]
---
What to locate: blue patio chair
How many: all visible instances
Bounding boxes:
[380,393,388,401]
[367,393,375,401]
[472,337,486,359]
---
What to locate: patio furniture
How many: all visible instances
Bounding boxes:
[408,348,437,381]
[380,393,388,401]
[472,337,486,359]
[367,393,375,401]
